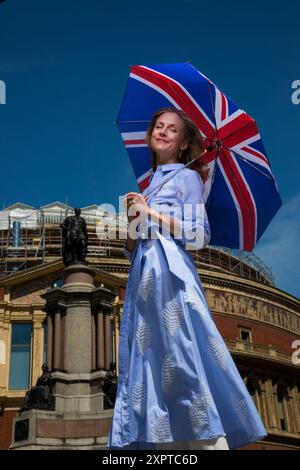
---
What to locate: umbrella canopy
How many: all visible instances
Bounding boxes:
[117,62,282,252]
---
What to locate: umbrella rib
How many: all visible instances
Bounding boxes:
[207,80,219,137]
[223,145,274,180]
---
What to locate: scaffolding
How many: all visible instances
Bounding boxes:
[0,206,276,287]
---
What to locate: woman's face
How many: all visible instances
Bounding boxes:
[150,112,187,163]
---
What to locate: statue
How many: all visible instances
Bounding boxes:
[60,207,88,266]
[20,363,54,412]
[102,362,118,409]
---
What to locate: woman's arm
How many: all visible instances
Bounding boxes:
[178,171,211,250]
[123,191,182,259]
[147,207,182,238]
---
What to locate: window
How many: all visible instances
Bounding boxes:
[9,323,32,390]
[240,328,251,342]
[246,380,255,399]
[51,278,63,289]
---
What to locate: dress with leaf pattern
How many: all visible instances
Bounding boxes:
[107,163,267,450]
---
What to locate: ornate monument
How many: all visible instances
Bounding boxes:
[10,208,116,450]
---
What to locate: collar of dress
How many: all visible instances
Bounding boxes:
[156,163,185,172]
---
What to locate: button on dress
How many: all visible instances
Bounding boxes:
[107,163,267,450]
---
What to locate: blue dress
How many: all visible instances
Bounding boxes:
[107,163,267,450]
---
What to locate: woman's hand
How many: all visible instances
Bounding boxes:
[123,192,150,223]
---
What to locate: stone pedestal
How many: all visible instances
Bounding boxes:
[10,264,116,450]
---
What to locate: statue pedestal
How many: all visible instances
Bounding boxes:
[10,409,113,450]
[10,264,116,450]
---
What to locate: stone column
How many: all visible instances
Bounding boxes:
[291,385,300,433]
[32,319,44,386]
[4,319,11,393]
[270,381,280,431]
[60,311,66,371]
[91,312,96,371]
[286,388,295,433]
[46,313,53,371]
[114,304,121,376]
[104,310,111,370]
[53,309,62,370]
[264,378,277,430]
[97,309,105,370]
[259,377,268,427]
[0,316,10,394]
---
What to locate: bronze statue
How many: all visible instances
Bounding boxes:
[102,362,118,409]
[20,363,54,412]
[60,207,88,266]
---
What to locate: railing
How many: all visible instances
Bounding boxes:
[225,339,295,367]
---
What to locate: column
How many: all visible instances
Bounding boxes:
[0,317,10,394]
[53,309,62,370]
[91,313,96,371]
[32,319,44,386]
[104,310,111,370]
[96,309,105,370]
[114,304,121,376]
[291,386,300,433]
[60,311,65,371]
[264,378,277,430]
[46,313,53,371]
[259,377,268,427]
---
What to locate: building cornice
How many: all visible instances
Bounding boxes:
[0,260,127,289]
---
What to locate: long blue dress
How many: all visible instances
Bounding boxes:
[107,163,267,450]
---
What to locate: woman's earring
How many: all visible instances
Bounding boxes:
[179,150,183,160]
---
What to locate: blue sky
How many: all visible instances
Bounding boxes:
[0,0,299,299]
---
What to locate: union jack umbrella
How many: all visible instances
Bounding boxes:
[117,62,282,252]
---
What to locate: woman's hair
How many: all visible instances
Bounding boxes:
[146,107,210,183]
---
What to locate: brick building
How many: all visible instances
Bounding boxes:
[0,203,299,449]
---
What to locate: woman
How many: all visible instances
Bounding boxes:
[107,108,267,450]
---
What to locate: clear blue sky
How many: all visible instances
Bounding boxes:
[0,0,299,298]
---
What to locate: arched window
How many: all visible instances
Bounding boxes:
[277,385,289,431]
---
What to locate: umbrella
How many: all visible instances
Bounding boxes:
[117,62,282,252]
